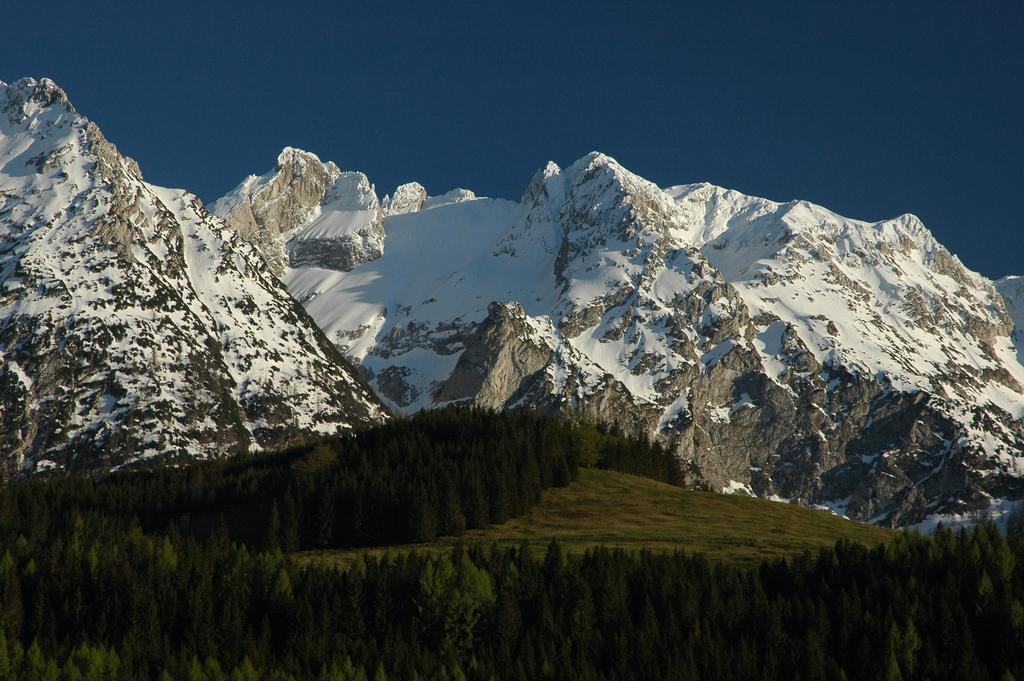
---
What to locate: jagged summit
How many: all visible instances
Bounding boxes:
[382,181,427,216]
[0,79,386,475]
[564,150,621,174]
[277,145,320,165]
[273,146,340,179]
[216,148,1024,528]
[211,146,383,273]
[211,148,492,274]
[560,151,662,199]
[1,77,75,124]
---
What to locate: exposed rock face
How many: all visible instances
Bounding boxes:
[382,182,427,216]
[217,149,1024,529]
[998,277,1024,366]
[0,78,387,475]
[213,149,490,276]
[211,148,385,273]
[436,302,554,408]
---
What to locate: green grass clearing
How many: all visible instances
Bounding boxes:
[297,468,894,569]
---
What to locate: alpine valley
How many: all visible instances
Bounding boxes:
[3,77,1024,528]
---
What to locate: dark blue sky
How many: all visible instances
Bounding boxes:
[3,1,1022,277]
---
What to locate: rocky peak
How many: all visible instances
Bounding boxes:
[1,77,74,125]
[521,161,566,224]
[276,145,321,168]
[382,181,427,216]
[691,182,1024,430]
[435,300,557,410]
[0,77,144,256]
[273,146,340,185]
[558,152,690,248]
[288,168,384,271]
[561,151,658,201]
[212,148,384,272]
[323,170,377,209]
[547,153,705,332]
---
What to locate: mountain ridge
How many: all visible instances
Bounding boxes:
[3,75,1023,529]
[214,143,1024,528]
[0,77,387,474]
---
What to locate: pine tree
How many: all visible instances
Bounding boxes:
[264,502,281,552]
[0,632,11,681]
[281,494,300,552]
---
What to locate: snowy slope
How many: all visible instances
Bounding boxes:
[0,78,386,475]
[216,152,1024,528]
[997,277,1024,367]
[672,183,1024,415]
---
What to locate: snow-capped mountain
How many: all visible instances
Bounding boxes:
[0,78,386,475]
[216,149,1024,527]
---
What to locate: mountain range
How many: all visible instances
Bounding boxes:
[3,77,1023,528]
[0,78,385,474]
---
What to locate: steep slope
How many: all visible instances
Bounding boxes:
[998,276,1024,366]
[0,78,386,475]
[210,147,384,274]
[217,151,1024,527]
[673,183,1024,416]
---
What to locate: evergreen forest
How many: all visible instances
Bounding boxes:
[0,408,1021,680]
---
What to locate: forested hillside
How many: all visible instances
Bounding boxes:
[0,523,1022,680]
[1,409,1022,680]
[0,409,678,552]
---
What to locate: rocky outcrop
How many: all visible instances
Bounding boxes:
[382,182,427,216]
[286,170,385,271]
[436,302,553,408]
[211,148,385,272]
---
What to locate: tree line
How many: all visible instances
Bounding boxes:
[0,408,681,553]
